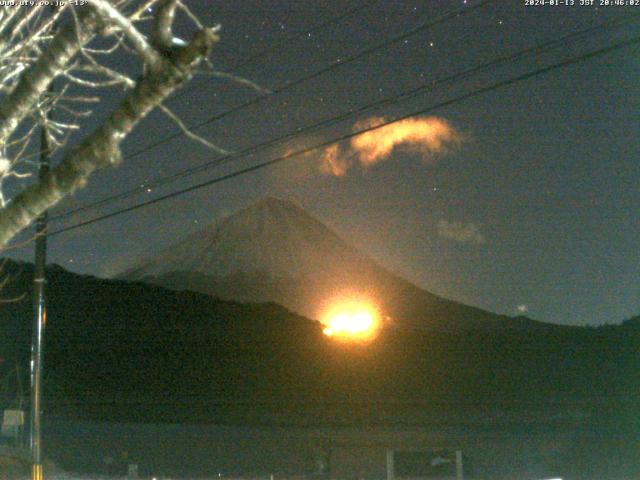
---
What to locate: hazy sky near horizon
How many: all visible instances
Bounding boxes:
[4,1,639,326]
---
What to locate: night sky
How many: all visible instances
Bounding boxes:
[5,0,640,326]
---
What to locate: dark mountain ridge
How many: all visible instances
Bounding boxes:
[0,259,637,428]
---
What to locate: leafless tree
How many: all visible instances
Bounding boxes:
[0,0,221,247]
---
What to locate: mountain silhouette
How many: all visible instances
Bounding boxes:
[122,197,549,332]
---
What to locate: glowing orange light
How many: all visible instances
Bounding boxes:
[322,301,380,341]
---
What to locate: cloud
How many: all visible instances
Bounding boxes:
[318,144,348,177]
[351,116,459,166]
[437,220,486,245]
[318,116,460,176]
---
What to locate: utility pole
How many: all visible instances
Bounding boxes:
[30,89,52,480]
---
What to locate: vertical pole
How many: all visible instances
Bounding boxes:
[30,91,51,480]
[386,449,394,480]
[455,450,464,480]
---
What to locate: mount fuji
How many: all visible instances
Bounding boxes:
[121,197,551,332]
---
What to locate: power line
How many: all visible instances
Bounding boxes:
[49,35,640,237]
[51,0,500,221]
[226,0,382,73]
[14,0,466,169]
[50,14,639,222]
[49,35,640,236]
[121,0,498,161]
[168,0,382,103]
[11,0,381,166]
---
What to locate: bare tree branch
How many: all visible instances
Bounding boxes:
[200,69,271,94]
[152,0,181,50]
[159,103,230,154]
[130,0,163,22]
[177,0,204,30]
[86,0,163,69]
[0,27,219,246]
[0,7,98,145]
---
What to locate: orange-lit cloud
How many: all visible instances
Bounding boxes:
[351,116,459,165]
[318,144,348,177]
[319,116,460,176]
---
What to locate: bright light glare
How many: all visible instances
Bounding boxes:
[322,301,379,341]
